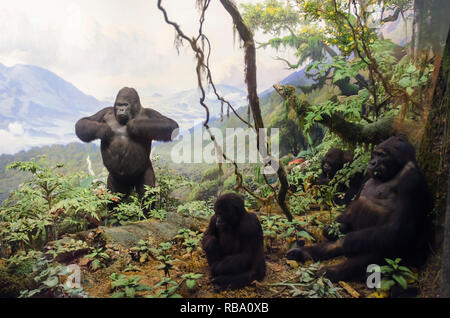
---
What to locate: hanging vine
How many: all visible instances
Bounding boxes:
[156,0,293,220]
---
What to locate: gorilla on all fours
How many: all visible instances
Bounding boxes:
[287,136,433,282]
[75,87,178,205]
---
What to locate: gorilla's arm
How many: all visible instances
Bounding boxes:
[75,107,113,142]
[127,108,179,141]
[202,215,223,265]
[343,163,430,256]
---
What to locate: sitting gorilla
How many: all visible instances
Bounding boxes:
[202,193,266,290]
[75,87,178,207]
[316,148,365,206]
[287,136,433,282]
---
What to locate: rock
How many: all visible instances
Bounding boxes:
[78,258,91,267]
[286,260,299,269]
[51,212,206,251]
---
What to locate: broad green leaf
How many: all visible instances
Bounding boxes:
[297,230,315,241]
[125,286,135,298]
[186,280,196,289]
[43,276,59,287]
[111,291,125,298]
[380,279,396,291]
[392,274,408,290]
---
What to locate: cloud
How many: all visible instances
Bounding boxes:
[0,0,297,100]
[0,121,72,154]
[8,122,25,136]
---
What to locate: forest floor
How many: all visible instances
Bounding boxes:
[78,208,438,299]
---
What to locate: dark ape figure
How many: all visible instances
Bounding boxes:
[316,148,354,185]
[287,136,433,282]
[316,148,365,207]
[202,193,266,290]
[75,87,178,206]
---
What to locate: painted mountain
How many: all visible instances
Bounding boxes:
[0,63,108,154]
[0,63,247,154]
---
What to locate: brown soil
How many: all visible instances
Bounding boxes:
[80,209,381,298]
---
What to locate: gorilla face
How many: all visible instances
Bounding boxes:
[368,136,415,182]
[368,148,393,181]
[115,102,132,125]
[214,193,245,231]
[114,87,142,126]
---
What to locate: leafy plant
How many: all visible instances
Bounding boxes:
[176,200,214,218]
[0,159,114,252]
[173,228,203,256]
[181,273,203,290]
[323,221,344,240]
[146,277,181,298]
[152,242,175,277]
[109,273,153,298]
[4,250,44,276]
[129,239,155,264]
[272,262,341,298]
[19,257,88,298]
[147,208,168,221]
[85,248,110,270]
[261,215,311,251]
[45,239,89,262]
[109,195,147,226]
[377,258,417,292]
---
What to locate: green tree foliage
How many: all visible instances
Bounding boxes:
[0,159,114,251]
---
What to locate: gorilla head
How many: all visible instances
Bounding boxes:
[114,87,142,125]
[368,136,416,181]
[321,148,354,179]
[213,193,245,232]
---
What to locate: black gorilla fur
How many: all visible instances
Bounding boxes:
[202,193,266,290]
[75,87,178,203]
[287,136,433,282]
[316,148,365,207]
[316,148,354,185]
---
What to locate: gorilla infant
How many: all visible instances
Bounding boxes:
[202,193,266,290]
[75,87,178,206]
[287,136,433,282]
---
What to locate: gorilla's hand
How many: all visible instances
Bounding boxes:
[126,119,137,137]
[317,266,339,282]
[211,276,229,291]
[286,247,312,263]
[97,124,113,140]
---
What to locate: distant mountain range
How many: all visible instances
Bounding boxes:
[140,84,248,132]
[0,63,250,154]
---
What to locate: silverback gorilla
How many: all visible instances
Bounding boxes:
[287,136,433,282]
[75,87,178,205]
[202,193,266,290]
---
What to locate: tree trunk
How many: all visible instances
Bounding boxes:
[220,0,293,221]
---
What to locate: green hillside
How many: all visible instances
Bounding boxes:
[0,143,104,202]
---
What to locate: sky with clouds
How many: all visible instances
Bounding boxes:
[0,0,296,102]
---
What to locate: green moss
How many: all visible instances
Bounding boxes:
[187,179,221,201]
[0,267,33,298]
[223,175,236,190]
[200,166,220,182]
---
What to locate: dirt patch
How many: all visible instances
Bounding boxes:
[50,209,438,298]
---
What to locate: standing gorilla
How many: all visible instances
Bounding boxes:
[202,193,266,290]
[287,136,433,282]
[75,87,178,202]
